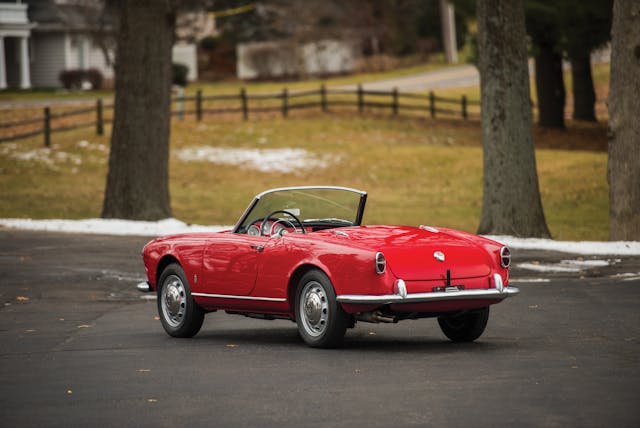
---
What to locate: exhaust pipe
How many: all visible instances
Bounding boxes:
[355,311,397,324]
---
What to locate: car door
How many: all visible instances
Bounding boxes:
[201,234,268,296]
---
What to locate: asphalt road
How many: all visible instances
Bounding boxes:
[1,229,638,427]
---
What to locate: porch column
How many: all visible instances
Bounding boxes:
[0,36,7,90]
[19,36,31,89]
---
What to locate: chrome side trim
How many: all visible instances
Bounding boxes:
[136,281,151,292]
[336,287,520,305]
[191,292,287,302]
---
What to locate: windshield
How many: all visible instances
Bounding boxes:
[234,187,367,234]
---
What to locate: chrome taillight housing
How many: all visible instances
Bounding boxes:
[375,252,386,274]
[500,246,511,268]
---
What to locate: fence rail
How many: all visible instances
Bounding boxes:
[0,84,479,146]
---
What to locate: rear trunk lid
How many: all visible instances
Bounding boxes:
[335,226,492,280]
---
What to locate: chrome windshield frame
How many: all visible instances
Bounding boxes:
[232,186,368,234]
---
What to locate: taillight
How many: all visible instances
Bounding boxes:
[500,246,511,268]
[375,252,386,274]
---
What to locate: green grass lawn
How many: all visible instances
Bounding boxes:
[0,114,608,241]
[0,60,611,240]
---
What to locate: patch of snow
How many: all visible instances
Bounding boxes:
[76,140,107,152]
[516,262,583,273]
[516,259,615,273]
[509,278,551,284]
[174,146,337,173]
[0,218,229,237]
[1,143,82,168]
[1,218,639,257]
[486,235,640,256]
[609,272,640,282]
[561,259,613,268]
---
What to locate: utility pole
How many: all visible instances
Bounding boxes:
[440,0,458,64]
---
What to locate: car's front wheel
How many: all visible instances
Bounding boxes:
[295,270,349,348]
[157,263,204,338]
[437,307,490,342]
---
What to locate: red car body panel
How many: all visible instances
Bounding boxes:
[142,224,512,317]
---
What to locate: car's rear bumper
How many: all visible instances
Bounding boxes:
[336,286,519,305]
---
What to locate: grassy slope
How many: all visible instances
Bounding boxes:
[0,62,610,240]
[0,114,608,241]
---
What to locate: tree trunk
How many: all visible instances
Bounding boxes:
[608,0,640,241]
[570,53,597,122]
[102,0,175,220]
[477,0,550,238]
[534,42,565,129]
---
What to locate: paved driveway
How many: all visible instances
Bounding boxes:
[0,229,638,427]
[337,65,479,92]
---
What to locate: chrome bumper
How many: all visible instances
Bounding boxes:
[336,286,520,305]
[136,281,152,292]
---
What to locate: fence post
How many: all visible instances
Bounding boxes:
[96,98,103,136]
[461,95,467,120]
[320,84,327,112]
[392,87,398,116]
[44,107,51,147]
[282,88,288,118]
[241,87,248,120]
[357,84,363,113]
[196,89,202,122]
[429,91,435,118]
[176,87,185,121]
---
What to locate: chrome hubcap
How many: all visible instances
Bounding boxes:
[161,275,187,328]
[300,281,329,337]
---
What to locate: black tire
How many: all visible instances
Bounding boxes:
[295,270,349,348]
[157,263,204,338]
[437,307,490,342]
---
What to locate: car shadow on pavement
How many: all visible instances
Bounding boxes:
[190,325,520,353]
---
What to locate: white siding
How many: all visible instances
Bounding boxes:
[172,44,198,81]
[67,34,113,77]
[30,32,113,88]
[30,32,66,87]
[87,40,113,78]
[237,39,360,80]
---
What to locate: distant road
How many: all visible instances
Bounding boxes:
[0,65,480,110]
[335,64,479,92]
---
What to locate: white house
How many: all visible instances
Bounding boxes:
[0,0,199,90]
[237,39,361,80]
[27,0,114,88]
[0,0,35,89]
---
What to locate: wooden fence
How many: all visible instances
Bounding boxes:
[0,85,480,146]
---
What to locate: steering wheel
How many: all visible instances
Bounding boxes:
[261,210,307,236]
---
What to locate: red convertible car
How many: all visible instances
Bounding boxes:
[138,186,519,348]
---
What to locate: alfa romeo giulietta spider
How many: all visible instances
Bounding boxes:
[138,186,519,348]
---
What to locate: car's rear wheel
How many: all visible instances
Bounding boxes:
[438,307,490,342]
[295,270,349,348]
[157,263,204,338]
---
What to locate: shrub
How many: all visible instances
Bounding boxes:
[85,68,104,89]
[172,63,189,87]
[59,68,104,90]
[199,36,219,51]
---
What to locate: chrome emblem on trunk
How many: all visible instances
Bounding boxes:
[434,251,445,262]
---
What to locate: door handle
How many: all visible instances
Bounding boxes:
[250,244,264,253]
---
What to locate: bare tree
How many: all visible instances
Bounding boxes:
[608,0,640,240]
[526,1,566,129]
[477,0,550,237]
[101,0,177,220]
